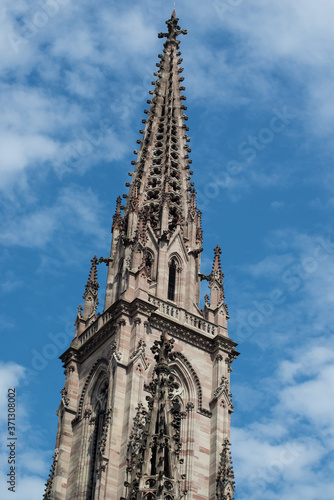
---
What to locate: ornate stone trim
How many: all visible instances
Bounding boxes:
[170,351,212,418]
[150,314,238,358]
[98,407,112,457]
[60,387,70,407]
[77,324,116,362]
[43,448,59,499]
[211,376,234,412]
[124,334,186,499]
[216,438,235,499]
[72,358,109,426]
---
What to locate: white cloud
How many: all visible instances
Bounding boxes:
[232,335,334,499]
[245,254,295,279]
[2,476,46,500]
[271,201,285,211]
[0,4,333,499]
[0,362,25,423]
[0,361,51,499]
[277,336,334,434]
[280,345,334,383]
[281,365,334,429]
[0,272,23,295]
[0,82,86,191]
[0,0,332,196]
[228,223,334,497]
[218,0,334,138]
[0,315,15,331]
[0,186,105,248]
[230,226,334,350]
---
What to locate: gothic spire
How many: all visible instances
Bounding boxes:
[209,245,225,308]
[158,8,188,43]
[82,255,99,319]
[213,244,222,272]
[216,438,235,500]
[124,333,185,499]
[112,195,123,233]
[103,11,204,311]
[119,10,197,242]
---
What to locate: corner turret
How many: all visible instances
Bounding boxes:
[75,256,99,336]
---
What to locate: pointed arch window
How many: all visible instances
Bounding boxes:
[168,258,177,301]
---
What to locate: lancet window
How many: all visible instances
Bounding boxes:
[168,257,177,301]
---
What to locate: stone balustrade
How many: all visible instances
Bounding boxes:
[148,295,180,320]
[148,295,216,336]
[78,310,113,346]
[78,297,216,347]
[184,311,215,336]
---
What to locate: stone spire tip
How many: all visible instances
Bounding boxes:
[213,244,222,271]
[84,256,99,298]
[112,195,123,232]
[159,8,187,41]
[82,256,99,318]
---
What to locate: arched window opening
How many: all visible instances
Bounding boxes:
[168,258,177,301]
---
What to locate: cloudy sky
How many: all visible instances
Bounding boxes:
[1,0,334,498]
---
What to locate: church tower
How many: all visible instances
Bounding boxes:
[45,11,239,500]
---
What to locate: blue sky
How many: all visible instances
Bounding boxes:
[1,0,334,498]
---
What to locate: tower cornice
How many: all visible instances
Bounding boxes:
[61,294,239,365]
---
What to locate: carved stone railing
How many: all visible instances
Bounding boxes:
[148,295,216,336]
[184,311,215,336]
[148,296,180,321]
[79,322,98,345]
[78,310,113,346]
[78,296,217,347]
